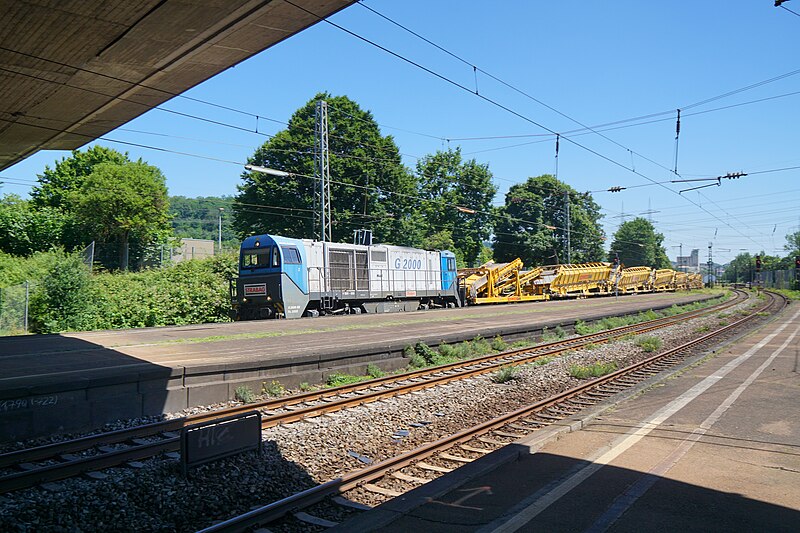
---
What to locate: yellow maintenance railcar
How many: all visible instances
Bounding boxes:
[458,258,693,306]
[616,266,653,293]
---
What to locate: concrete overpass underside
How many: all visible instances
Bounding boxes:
[0,0,355,171]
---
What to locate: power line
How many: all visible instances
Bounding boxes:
[354,1,679,177]
[0,48,424,163]
[779,4,800,18]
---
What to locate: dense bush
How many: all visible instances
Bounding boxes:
[0,249,64,287]
[89,253,237,329]
[29,252,95,333]
[1,250,238,334]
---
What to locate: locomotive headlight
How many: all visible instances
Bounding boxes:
[266,295,272,301]
[242,297,248,302]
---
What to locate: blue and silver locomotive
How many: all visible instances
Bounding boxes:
[231,234,461,319]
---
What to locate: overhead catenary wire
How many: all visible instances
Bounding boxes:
[4,10,792,251]
[354,0,680,178]
[0,48,427,163]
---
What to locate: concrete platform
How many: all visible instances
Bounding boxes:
[0,292,714,441]
[335,300,800,532]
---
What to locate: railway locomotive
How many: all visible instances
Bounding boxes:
[231,234,460,319]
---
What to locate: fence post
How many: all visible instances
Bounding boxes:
[24,280,29,334]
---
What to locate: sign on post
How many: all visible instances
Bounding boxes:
[181,410,262,476]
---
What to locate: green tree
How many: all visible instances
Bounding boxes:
[607,217,670,269]
[233,93,418,245]
[723,251,783,283]
[416,148,496,266]
[785,229,800,256]
[71,161,171,269]
[31,146,130,210]
[170,195,236,246]
[30,146,146,251]
[0,195,66,256]
[493,175,604,267]
[723,252,752,284]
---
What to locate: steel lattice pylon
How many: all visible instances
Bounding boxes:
[314,100,331,242]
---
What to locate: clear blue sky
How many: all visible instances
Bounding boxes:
[3,1,799,265]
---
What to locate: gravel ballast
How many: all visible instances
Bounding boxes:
[0,296,766,531]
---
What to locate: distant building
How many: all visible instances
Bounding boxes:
[173,238,215,262]
[676,249,700,272]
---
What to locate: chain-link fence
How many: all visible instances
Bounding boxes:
[0,281,35,336]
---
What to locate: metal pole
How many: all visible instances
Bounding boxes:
[564,190,571,264]
[24,280,29,334]
[315,100,331,242]
[218,207,224,253]
[707,242,713,288]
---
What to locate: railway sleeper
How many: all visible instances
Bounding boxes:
[332,496,373,511]
[493,430,527,438]
[392,471,430,484]
[363,483,402,497]
[294,511,339,528]
[416,462,453,473]
[439,453,473,464]
[460,444,492,454]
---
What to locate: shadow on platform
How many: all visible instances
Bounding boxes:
[0,333,175,442]
[344,447,800,532]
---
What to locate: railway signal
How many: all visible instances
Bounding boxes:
[755,255,762,272]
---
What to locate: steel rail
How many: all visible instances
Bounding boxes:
[197,290,784,533]
[0,291,740,469]
[0,291,745,493]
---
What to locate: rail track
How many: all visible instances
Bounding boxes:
[196,290,786,532]
[0,290,749,494]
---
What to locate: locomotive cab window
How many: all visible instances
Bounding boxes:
[272,246,280,267]
[370,250,387,262]
[281,246,301,264]
[242,248,271,268]
[447,258,456,271]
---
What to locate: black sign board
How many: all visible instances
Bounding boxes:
[181,410,262,476]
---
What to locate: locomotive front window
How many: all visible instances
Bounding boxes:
[281,246,301,264]
[242,248,271,268]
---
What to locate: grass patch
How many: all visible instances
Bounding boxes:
[635,336,662,352]
[564,295,726,342]
[491,365,519,383]
[366,363,385,378]
[771,288,800,300]
[234,385,256,403]
[569,361,618,379]
[694,325,710,333]
[299,382,315,392]
[574,319,594,335]
[491,335,509,351]
[325,372,364,387]
[404,334,517,371]
[261,380,284,397]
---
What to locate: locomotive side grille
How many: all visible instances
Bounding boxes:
[355,251,368,290]
[329,249,354,291]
